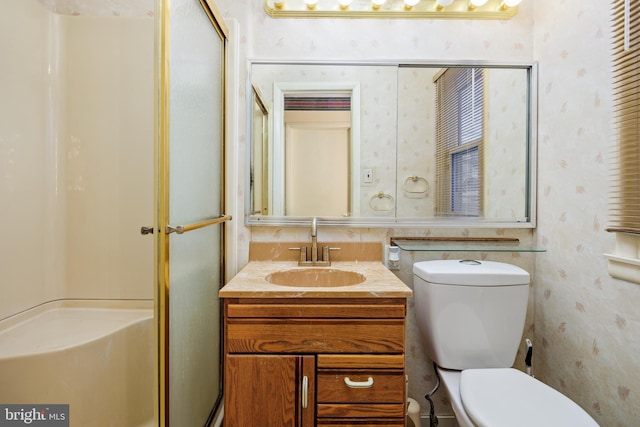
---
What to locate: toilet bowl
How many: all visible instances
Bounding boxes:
[413,260,599,427]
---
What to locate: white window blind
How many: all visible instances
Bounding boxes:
[610,0,640,234]
[435,68,485,217]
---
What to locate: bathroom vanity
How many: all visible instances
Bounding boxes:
[220,260,412,427]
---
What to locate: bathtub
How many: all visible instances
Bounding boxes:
[0,300,154,427]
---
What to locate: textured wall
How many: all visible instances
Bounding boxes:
[533,1,639,426]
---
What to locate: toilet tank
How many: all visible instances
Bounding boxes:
[413,260,530,370]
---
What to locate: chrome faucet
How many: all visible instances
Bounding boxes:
[290,217,339,266]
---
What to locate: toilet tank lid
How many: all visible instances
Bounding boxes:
[413,260,530,286]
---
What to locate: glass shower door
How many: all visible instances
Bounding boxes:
[158,0,228,425]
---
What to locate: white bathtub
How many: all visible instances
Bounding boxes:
[0,300,155,427]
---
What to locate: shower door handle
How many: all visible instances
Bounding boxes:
[165,215,232,235]
[165,225,185,235]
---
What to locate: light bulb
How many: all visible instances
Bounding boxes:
[501,0,522,7]
[469,0,489,7]
[372,0,386,10]
[273,0,285,8]
[339,0,353,9]
[304,0,317,9]
[435,0,454,8]
[404,0,420,8]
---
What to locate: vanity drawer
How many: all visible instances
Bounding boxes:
[317,354,405,404]
[317,372,405,403]
[225,300,406,354]
[226,319,404,354]
[316,403,406,418]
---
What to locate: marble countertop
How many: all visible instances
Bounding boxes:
[219,261,413,298]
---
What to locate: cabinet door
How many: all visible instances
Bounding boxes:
[224,354,314,427]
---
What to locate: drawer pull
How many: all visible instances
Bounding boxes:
[344,376,374,388]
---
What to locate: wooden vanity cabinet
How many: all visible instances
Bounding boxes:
[223,298,407,427]
[225,354,315,426]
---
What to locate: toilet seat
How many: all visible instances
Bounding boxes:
[460,368,599,427]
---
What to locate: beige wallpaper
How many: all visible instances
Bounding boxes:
[216,0,638,425]
[533,2,638,427]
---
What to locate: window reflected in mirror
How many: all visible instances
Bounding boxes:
[435,67,485,217]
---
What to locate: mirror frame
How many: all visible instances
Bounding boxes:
[246,59,538,229]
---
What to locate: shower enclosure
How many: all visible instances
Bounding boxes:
[0,0,228,425]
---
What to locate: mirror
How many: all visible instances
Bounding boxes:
[247,60,537,227]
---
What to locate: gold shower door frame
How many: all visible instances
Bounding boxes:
[156,0,229,425]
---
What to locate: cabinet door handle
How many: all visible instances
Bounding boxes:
[344,376,374,388]
[301,376,309,408]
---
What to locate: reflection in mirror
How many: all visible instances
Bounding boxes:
[396,66,530,222]
[271,82,362,216]
[283,95,351,216]
[248,61,536,227]
[251,85,269,215]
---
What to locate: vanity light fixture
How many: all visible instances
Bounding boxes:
[264,0,524,19]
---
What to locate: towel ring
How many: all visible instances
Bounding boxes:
[369,191,394,212]
[402,176,429,195]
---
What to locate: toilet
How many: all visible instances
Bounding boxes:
[413,260,599,427]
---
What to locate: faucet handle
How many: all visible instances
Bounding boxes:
[320,246,341,264]
[289,247,307,263]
